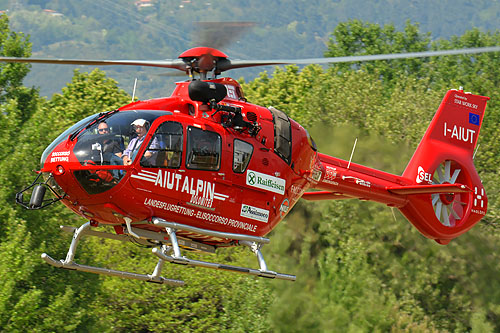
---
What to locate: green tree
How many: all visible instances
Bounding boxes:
[0,69,130,331]
[324,20,431,86]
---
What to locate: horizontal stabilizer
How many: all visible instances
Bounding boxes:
[387,183,470,195]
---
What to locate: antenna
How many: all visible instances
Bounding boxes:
[473,143,480,159]
[347,137,358,169]
[132,78,138,101]
[390,207,397,222]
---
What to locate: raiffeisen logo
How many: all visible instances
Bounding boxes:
[240,204,270,223]
[246,170,286,195]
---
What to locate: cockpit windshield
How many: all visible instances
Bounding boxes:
[63,110,170,195]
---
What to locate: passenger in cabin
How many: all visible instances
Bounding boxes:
[187,128,219,169]
[122,118,159,166]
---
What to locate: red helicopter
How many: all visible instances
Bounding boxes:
[3,42,498,286]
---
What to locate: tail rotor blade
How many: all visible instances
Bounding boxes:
[442,206,451,226]
[444,161,451,182]
[432,194,440,206]
[450,169,461,183]
[435,201,443,221]
[436,166,444,183]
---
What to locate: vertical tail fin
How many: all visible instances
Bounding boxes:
[399,89,489,244]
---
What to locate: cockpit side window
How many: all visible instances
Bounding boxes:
[186,126,221,171]
[233,139,253,173]
[269,106,292,164]
[141,121,183,168]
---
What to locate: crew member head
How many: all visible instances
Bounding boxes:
[98,121,110,134]
[131,119,149,138]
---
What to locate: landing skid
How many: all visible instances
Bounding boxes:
[42,218,296,285]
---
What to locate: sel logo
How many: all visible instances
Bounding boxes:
[416,166,433,184]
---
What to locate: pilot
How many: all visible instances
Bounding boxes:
[95,121,124,179]
[122,118,159,166]
[98,121,122,158]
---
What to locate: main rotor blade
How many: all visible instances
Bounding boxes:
[0,57,188,70]
[0,46,498,72]
[228,46,500,69]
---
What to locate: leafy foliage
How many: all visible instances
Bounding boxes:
[0,14,500,332]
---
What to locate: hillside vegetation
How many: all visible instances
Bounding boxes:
[2,0,500,97]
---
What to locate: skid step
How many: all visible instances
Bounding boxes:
[42,221,186,286]
[152,248,296,281]
[153,221,296,281]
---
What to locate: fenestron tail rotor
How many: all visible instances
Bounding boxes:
[431,160,467,227]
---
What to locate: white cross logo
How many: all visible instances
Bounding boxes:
[474,187,484,208]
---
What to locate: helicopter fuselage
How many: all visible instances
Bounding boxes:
[39,78,319,245]
[29,76,490,249]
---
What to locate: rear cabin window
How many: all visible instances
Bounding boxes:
[141,121,183,168]
[186,126,221,171]
[269,106,292,164]
[233,139,253,173]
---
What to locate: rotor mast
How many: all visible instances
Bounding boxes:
[179,47,231,80]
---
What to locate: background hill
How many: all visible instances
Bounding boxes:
[1,0,499,98]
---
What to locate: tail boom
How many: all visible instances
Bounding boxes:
[305,153,409,207]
